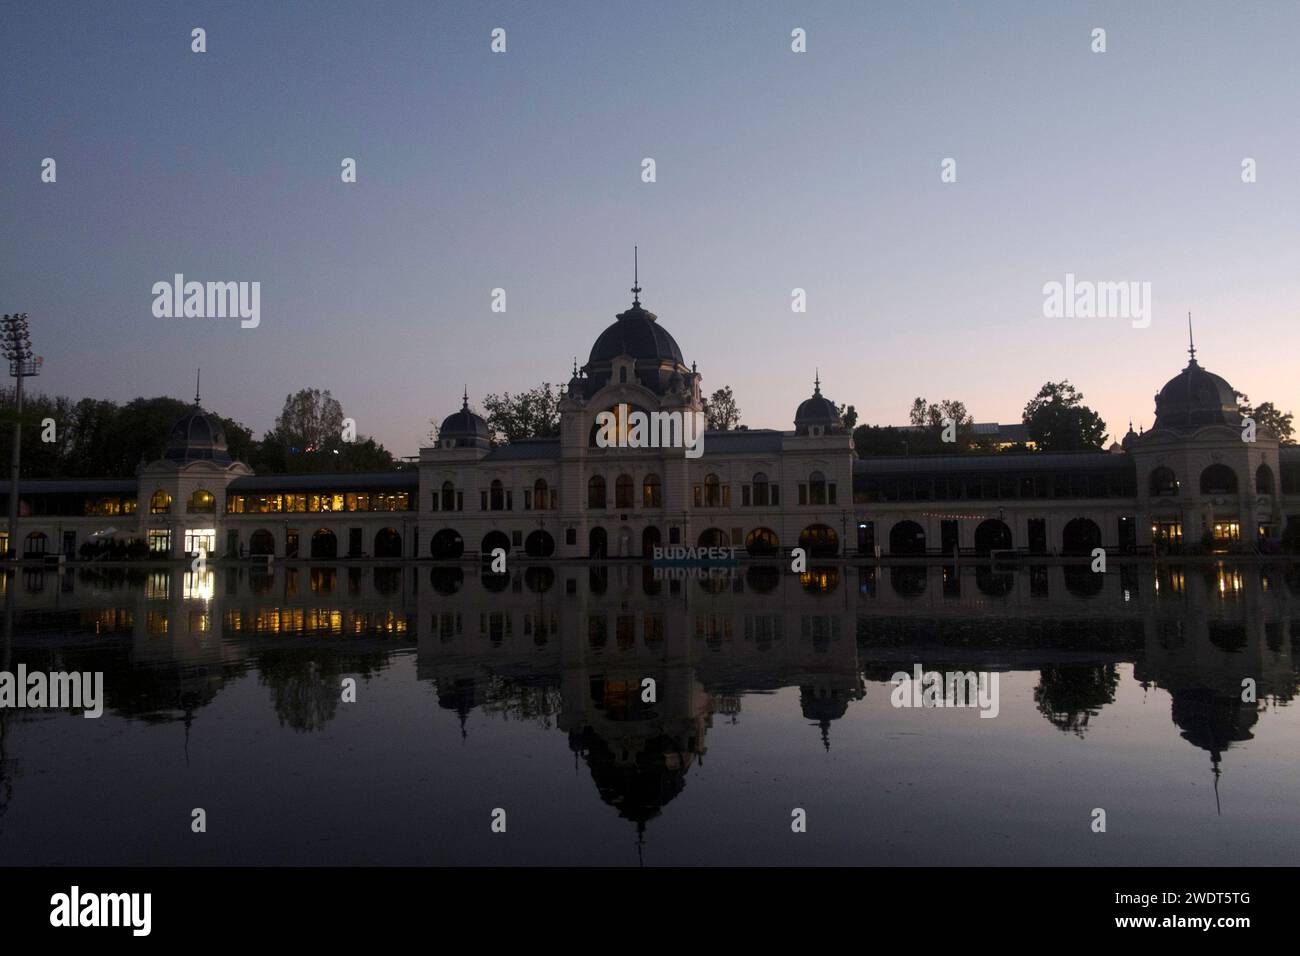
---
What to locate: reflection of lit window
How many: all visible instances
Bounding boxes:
[183,570,214,601]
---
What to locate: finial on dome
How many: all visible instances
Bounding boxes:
[194,368,201,406]
[814,368,821,394]
[462,385,469,410]
[572,357,578,377]
[1187,312,1197,364]
[631,245,641,306]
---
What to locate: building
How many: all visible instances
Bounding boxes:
[2,288,1298,560]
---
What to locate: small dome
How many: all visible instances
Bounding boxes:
[1153,357,1241,431]
[439,391,492,448]
[795,375,842,434]
[164,405,232,464]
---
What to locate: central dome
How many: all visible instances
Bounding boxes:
[588,302,685,366]
[164,405,232,464]
[1153,358,1241,431]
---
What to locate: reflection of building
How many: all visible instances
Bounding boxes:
[2,292,1298,561]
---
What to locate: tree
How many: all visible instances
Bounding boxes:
[1235,392,1295,443]
[257,388,394,473]
[481,383,562,444]
[1023,381,1107,451]
[703,386,741,431]
[908,397,928,426]
[838,403,858,430]
[267,388,345,453]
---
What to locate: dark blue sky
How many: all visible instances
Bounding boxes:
[3,0,1298,453]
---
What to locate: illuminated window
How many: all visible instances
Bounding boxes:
[150,489,172,514]
[147,529,172,554]
[643,473,661,508]
[188,489,215,513]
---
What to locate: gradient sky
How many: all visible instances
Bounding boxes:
[3,0,1298,456]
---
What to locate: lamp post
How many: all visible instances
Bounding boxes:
[2,314,39,560]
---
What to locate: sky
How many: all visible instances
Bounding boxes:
[2,0,1298,456]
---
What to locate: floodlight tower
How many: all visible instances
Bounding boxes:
[2,314,40,559]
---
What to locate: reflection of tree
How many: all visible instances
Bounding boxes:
[1034,664,1118,736]
[479,676,563,730]
[256,648,390,733]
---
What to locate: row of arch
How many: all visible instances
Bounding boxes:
[1149,463,1272,497]
[236,518,1108,560]
[888,518,1102,555]
[426,525,843,559]
[246,527,404,559]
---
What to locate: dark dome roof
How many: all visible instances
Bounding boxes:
[588,302,684,366]
[438,393,492,448]
[795,377,842,433]
[1154,358,1241,431]
[164,406,232,464]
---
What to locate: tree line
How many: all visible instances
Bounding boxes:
[471,379,1295,455]
[0,387,398,479]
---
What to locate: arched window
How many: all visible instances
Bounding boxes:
[150,490,172,514]
[751,472,770,507]
[808,471,827,506]
[490,479,505,511]
[615,474,634,509]
[1256,463,1275,494]
[588,475,606,509]
[1149,467,1179,497]
[533,478,549,510]
[187,489,215,513]
[1200,464,1238,495]
[745,527,779,556]
[643,473,662,508]
[440,481,456,511]
[704,474,721,507]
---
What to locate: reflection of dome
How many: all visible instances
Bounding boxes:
[164,405,232,464]
[572,727,692,828]
[795,374,842,434]
[438,390,492,448]
[1169,687,1257,760]
[588,301,685,367]
[1153,357,1241,431]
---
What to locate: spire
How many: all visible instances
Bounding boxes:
[814,369,821,395]
[631,245,641,306]
[572,357,578,377]
[194,368,201,406]
[1187,312,1197,365]
[462,385,469,410]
